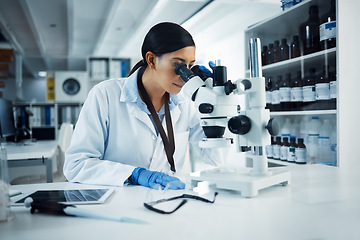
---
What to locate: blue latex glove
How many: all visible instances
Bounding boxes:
[198,61,215,78]
[131,167,185,190]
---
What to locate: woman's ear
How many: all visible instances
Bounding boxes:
[145,51,156,70]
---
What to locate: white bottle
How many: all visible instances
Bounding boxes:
[318,119,333,165]
[281,118,292,141]
[290,119,300,139]
[300,115,310,145]
[330,128,337,166]
[307,116,321,164]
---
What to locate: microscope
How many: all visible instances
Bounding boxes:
[175,38,290,197]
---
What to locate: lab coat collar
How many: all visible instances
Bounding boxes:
[120,68,185,114]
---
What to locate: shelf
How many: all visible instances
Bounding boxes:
[270,110,337,116]
[246,0,330,39]
[245,48,336,75]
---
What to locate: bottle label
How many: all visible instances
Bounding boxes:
[320,21,336,41]
[318,136,330,148]
[266,91,272,104]
[330,81,337,99]
[266,145,273,158]
[291,87,303,102]
[303,86,316,102]
[316,83,330,100]
[280,146,289,160]
[273,145,280,159]
[295,148,307,163]
[287,146,296,162]
[280,87,291,102]
[308,134,319,145]
[272,90,280,104]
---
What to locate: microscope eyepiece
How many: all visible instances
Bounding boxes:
[174,63,194,82]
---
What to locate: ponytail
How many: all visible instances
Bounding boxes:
[127,22,195,77]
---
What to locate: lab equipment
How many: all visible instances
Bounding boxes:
[131,167,185,190]
[176,38,290,197]
[144,192,218,214]
[24,197,146,224]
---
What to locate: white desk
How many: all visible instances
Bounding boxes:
[1,164,360,240]
[5,140,58,183]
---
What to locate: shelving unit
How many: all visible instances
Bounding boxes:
[244,0,338,166]
[13,101,83,140]
[88,57,130,81]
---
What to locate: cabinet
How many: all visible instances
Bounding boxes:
[88,57,131,81]
[244,0,338,166]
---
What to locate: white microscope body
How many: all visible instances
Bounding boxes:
[176,38,290,197]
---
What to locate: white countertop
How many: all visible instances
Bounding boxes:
[1,163,360,240]
[5,140,58,160]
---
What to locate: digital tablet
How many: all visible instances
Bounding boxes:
[11,188,114,206]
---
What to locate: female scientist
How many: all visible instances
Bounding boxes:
[63,22,224,190]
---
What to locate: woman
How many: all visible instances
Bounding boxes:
[63,22,224,190]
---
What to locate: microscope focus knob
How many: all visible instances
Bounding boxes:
[265,118,280,136]
[199,103,214,114]
[228,115,251,135]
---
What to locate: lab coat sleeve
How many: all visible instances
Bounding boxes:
[63,85,135,186]
[187,101,227,167]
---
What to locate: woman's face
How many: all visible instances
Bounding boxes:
[153,46,196,95]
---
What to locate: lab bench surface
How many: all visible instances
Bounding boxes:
[1,164,360,240]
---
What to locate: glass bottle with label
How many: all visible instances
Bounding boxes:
[320,0,336,50]
[291,71,303,111]
[280,73,291,111]
[316,65,331,110]
[273,136,282,160]
[307,116,321,164]
[302,68,317,110]
[266,136,274,159]
[287,138,297,163]
[299,5,320,55]
[273,40,281,63]
[295,138,307,164]
[267,43,274,65]
[280,38,289,61]
[280,137,290,161]
[329,67,337,109]
[291,35,301,58]
[271,76,281,111]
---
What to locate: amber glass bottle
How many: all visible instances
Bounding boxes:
[291,35,301,58]
[267,43,274,65]
[302,68,317,110]
[280,38,289,61]
[290,71,303,111]
[299,5,320,55]
[273,40,281,63]
[316,65,331,110]
[262,46,268,66]
[320,0,336,50]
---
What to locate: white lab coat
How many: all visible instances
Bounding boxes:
[64,69,224,186]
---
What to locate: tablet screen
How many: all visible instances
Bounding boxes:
[14,189,114,205]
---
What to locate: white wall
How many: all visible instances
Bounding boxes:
[337,0,360,170]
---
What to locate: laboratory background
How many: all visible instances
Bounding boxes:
[0,0,360,239]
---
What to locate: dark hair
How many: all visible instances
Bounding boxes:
[127,22,195,77]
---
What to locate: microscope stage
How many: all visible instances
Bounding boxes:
[189,167,291,197]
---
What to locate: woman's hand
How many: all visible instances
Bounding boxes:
[131,167,185,190]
